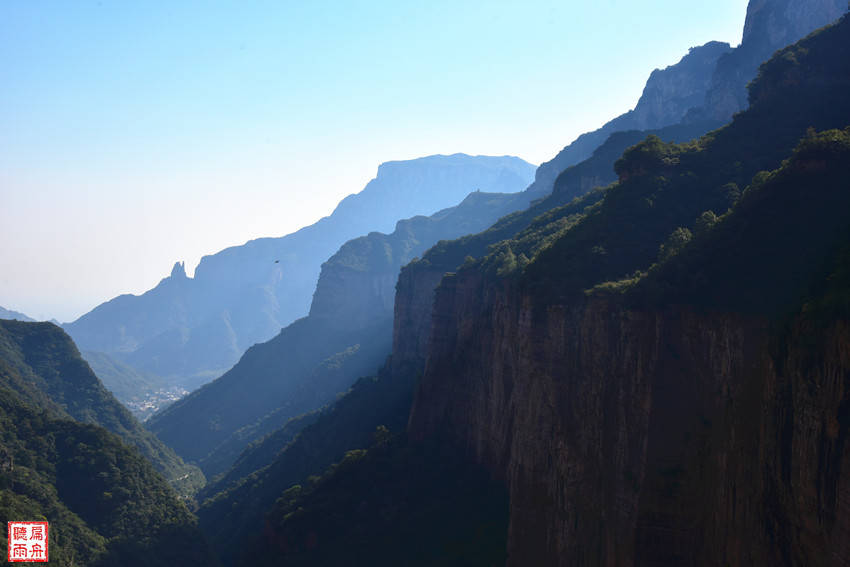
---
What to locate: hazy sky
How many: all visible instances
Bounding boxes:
[1,0,748,322]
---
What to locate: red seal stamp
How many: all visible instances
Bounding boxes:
[7,522,49,563]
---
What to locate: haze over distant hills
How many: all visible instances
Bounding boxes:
[147,33,738,474]
[63,154,535,400]
[0,320,213,564]
[148,188,532,476]
[3,1,849,565]
[0,320,203,494]
[163,2,850,564]
[0,306,35,322]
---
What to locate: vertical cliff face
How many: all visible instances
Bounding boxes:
[628,42,733,131]
[696,0,845,122]
[743,0,846,48]
[406,21,850,563]
[527,40,731,200]
[409,272,850,565]
[390,264,448,378]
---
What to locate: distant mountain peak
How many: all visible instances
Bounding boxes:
[170,260,187,279]
[0,306,35,322]
[65,156,535,393]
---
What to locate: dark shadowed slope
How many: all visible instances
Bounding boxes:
[407,18,850,565]
[220,11,850,566]
[144,17,756,478]
[0,369,216,566]
[0,320,204,495]
[147,189,530,477]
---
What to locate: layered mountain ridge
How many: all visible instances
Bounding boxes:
[524,40,732,200]
[147,0,761,479]
[64,154,535,400]
[407,18,850,565]
[148,188,531,477]
[227,8,850,566]
[689,0,846,122]
[0,306,34,322]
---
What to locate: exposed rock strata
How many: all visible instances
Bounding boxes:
[409,274,850,566]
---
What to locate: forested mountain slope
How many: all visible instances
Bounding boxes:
[234,13,850,566]
[0,321,203,495]
[0,326,215,566]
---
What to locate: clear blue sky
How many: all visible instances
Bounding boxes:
[0,0,748,322]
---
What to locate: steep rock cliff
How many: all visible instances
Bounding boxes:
[148,190,528,475]
[526,41,731,199]
[691,0,845,122]
[408,20,850,565]
[410,280,850,565]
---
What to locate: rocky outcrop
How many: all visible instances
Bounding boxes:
[390,263,448,378]
[627,42,733,131]
[170,260,187,279]
[691,0,845,122]
[526,41,731,199]
[743,0,846,49]
[409,273,850,565]
[533,0,846,201]
[406,17,850,564]
[148,190,529,475]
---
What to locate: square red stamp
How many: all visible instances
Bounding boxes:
[7,522,49,563]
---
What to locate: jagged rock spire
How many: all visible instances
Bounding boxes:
[171,261,187,279]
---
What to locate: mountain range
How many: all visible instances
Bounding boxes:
[0,307,35,322]
[149,0,842,481]
[175,2,849,565]
[64,155,535,407]
[3,0,848,565]
[238,11,850,565]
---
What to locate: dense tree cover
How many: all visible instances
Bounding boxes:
[80,350,168,419]
[627,127,850,318]
[188,17,850,566]
[0,381,216,566]
[417,121,718,277]
[148,313,394,477]
[197,366,416,565]
[239,436,509,567]
[471,14,850,304]
[0,321,203,496]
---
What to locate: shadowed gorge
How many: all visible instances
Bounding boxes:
[227,10,850,566]
[0,321,204,495]
[5,1,850,565]
[0,323,216,566]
